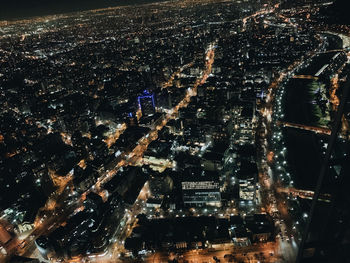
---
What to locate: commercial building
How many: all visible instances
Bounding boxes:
[238,161,258,207]
[182,179,221,207]
[138,91,156,117]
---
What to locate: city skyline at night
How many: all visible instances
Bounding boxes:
[0,0,349,263]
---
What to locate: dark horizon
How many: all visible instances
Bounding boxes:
[0,0,167,21]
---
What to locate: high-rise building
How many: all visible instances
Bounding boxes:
[138,90,156,117]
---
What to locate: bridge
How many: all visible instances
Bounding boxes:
[277,187,331,202]
[318,49,345,54]
[277,121,331,135]
[292,75,319,80]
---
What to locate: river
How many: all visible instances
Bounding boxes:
[283,34,343,190]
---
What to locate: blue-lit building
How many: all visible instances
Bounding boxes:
[138,90,156,117]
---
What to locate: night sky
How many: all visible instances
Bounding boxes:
[0,0,165,20]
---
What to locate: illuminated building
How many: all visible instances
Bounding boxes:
[238,160,258,207]
[145,198,162,209]
[239,180,256,204]
[181,180,221,207]
[138,90,156,117]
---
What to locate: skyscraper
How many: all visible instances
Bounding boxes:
[138,90,156,117]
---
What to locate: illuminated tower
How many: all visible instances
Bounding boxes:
[138,90,156,117]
